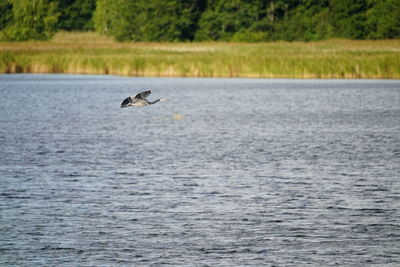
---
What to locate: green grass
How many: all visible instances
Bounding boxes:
[0,31,399,78]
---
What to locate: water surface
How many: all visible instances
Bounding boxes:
[1,74,400,266]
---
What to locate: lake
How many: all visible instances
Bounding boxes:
[1,74,399,266]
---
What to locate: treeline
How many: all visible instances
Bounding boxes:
[1,0,399,42]
[0,0,95,41]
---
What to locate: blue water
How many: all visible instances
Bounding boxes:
[1,74,399,266]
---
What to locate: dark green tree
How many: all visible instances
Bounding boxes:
[330,0,368,39]
[195,0,298,41]
[93,0,116,35]
[275,0,333,41]
[195,0,265,41]
[1,0,59,41]
[56,0,96,31]
[366,0,400,39]
[130,0,202,41]
[94,0,204,42]
[0,0,12,32]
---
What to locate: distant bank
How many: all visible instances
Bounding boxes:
[0,32,399,79]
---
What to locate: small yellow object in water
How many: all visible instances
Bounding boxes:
[172,113,184,120]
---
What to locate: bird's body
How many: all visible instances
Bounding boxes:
[120,90,168,108]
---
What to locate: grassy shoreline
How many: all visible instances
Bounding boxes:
[1,32,399,79]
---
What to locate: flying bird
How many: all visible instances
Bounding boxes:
[120,90,168,108]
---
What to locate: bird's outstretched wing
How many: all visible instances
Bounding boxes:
[135,90,152,100]
[121,96,133,107]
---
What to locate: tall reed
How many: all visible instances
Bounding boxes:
[1,32,399,78]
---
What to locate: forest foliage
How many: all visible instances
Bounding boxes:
[0,0,399,42]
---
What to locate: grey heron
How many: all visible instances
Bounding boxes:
[120,90,168,108]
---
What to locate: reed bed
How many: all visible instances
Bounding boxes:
[0,32,399,78]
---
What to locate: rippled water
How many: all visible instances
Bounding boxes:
[1,74,399,266]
